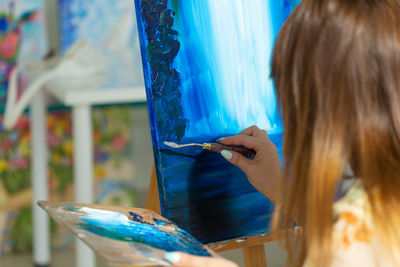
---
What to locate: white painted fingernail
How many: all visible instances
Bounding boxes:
[165,252,181,263]
[216,137,225,142]
[221,150,233,160]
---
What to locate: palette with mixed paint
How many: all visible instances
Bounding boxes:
[39,201,216,266]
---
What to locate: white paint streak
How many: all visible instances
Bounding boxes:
[206,0,279,132]
[80,207,129,225]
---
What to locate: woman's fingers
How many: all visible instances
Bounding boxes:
[221,150,254,174]
[237,125,269,139]
[165,252,238,267]
[219,135,264,174]
[219,134,265,152]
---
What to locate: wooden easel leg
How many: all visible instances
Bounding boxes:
[243,245,267,267]
[146,165,161,214]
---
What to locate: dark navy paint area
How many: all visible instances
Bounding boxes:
[136,0,187,142]
[134,0,298,245]
[129,211,170,226]
[160,134,281,244]
[129,212,151,225]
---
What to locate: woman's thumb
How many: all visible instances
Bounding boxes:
[165,252,238,267]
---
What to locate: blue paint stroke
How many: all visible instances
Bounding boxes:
[174,1,287,137]
[77,207,210,256]
[135,0,299,244]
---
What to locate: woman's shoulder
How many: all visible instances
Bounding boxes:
[333,180,373,249]
[331,180,396,266]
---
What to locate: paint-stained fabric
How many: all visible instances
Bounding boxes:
[305,181,397,267]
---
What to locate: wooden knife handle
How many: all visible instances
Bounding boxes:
[209,143,256,159]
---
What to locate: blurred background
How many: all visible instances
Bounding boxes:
[0,0,287,266]
[0,0,154,262]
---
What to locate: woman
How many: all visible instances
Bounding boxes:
[165,0,400,266]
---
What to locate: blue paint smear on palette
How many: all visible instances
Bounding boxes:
[76,207,210,256]
[135,0,299,244]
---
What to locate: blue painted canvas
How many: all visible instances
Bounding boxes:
[135,0,300,244]
[59,0,144,88]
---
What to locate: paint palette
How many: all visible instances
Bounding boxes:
[39,201,215,266]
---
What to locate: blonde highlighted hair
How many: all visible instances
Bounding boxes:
[270,0,400,266]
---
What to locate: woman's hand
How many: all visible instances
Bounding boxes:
[165,252,238,267]
[219,126,282,204]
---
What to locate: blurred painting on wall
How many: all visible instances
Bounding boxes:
[59,0,144,88]
[0,0,47,108]
[0,107,137,255]
[0,0,146,257]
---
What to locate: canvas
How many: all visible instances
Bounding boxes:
[135,0,300,244]
[0,0,47,108]
[59,0,144,88]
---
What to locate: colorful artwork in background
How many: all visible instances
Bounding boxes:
[0,0,47,108]
[40,201,215,266]
[92,107,137,208]
[135,0,300,244]
[58,0,144,88]
[0,107,136,255]
[0,111,73,255]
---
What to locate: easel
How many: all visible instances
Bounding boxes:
[146,166,274,267]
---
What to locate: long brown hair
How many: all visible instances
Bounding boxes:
[271,0,400,266]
